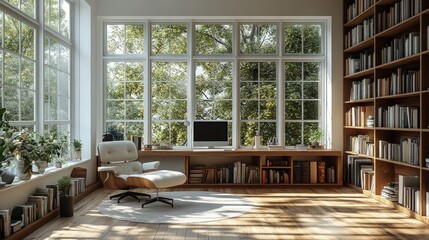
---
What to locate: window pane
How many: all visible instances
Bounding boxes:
[59,0,70,38]
[125,100,144,120]
[196,62,233,120]
[285,62,302,81]
[284,24,302,54]
[107,100,124,120]
[303,25,322,54]
[240,24,277,54]
[59,44,70,73]
[21,22,35,59]
[285,82,302,99]
[152,121,187,146]
[125,122,143,140]
[4,53,19,86]
[304,100,319,120]
[152,24,187,54]
[285,100,302,120]
[304,122,319,145]
[107,25,125,54]
[260,122,277,145]
[4,87,19,120]
[0,12,3,48]
[107,62,125,81]
[195,24,233,54]
[106,122,125,140]
[46,0,59,33]
[285,122,302,145]
[21,58,34,89]
[304,62,321,81]
[4,15,19,53]
[240,121,257,146]
[125,82,144,100]
[58,96,69,120]
[285,24,322,55]
[126,25,144,54]
[6,0,35,18]
[303,82,319,99]
[241,100,258,120]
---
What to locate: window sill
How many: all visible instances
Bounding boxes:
[0,159,90,193]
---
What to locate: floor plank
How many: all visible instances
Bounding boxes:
[24,187,429,240]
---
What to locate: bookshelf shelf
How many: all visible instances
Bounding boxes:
[344,5,375,27]
[344,37,375,53]
[344,68,375,79]
[344,0,429,223]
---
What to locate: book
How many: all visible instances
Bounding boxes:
[293,161,302,183]
[398,175,419,206]
[301,161,310,184]
[0,209,11,238]
[317,161,326,183]
[310,161,317,184]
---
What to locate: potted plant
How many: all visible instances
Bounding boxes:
[33,133,57,173]
[308,128,323,149]
[72,139,82,160]
[57,176,74,217]
[10,129,37,180]
[0,108,16,183]
[52,133,69,168]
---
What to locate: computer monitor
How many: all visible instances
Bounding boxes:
[193,121,229,148]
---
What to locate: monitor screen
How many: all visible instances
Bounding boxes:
[193,121,228,148]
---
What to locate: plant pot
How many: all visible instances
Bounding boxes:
[55,161,63,168]
[59,196,74,217]
[16,160,32,180]
[36,161,48,174]
[73,150,82,160]
[0,170,15,184]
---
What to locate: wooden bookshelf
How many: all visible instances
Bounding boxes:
[343,0,429,224]
[139,149,342,186]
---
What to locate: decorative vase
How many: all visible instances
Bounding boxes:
[16,160,32,180]
[0,170,15,184]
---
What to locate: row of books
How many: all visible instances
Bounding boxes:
[377,105,419,129]
[345,50,373,76]
[347,155,373,188]
[189,163,260,184]
[376,0,421,33]
[344,17,374,49]
[293,161,333,184]
[380,32,420,64]
[378,138,419,166]
[70,178,86,197]
[376,68,420,97]
[265,158,289,167]
[345,105,373,127]
[262,169,289,184]
[345,0,375,22]
[0,185,58,238]
[349,78,374,101]
[349,135,374,157]
[398,175,420,213]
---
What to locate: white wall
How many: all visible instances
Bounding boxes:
[94,0,344,150]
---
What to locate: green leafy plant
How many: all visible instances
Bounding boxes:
[72,139,82,151]
[57,176,72,197]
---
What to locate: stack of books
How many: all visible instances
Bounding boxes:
[381,182,399,202]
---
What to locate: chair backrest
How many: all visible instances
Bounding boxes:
[98,140,138,164]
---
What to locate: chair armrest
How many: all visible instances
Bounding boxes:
[98,166,118,174]
[142,161,160,172]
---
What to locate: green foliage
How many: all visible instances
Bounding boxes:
[57,176,72,196]
[308,127,323,143]
[72,139,82,151]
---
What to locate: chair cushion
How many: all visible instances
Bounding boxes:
[109,161,143,175]
[98,141,138,164]
[128,170,187,189]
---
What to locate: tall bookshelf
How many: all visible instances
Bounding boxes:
[343,0,429,224]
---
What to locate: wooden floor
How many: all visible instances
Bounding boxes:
[24,187,429,240]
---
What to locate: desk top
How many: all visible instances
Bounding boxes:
[138,148,342,157]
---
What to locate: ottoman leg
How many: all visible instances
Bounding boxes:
[142,189,174,208]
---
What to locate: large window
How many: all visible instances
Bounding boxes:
[0,1,72,135]
[103,19,327,148]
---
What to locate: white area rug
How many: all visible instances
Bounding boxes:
[97,191,254,224]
